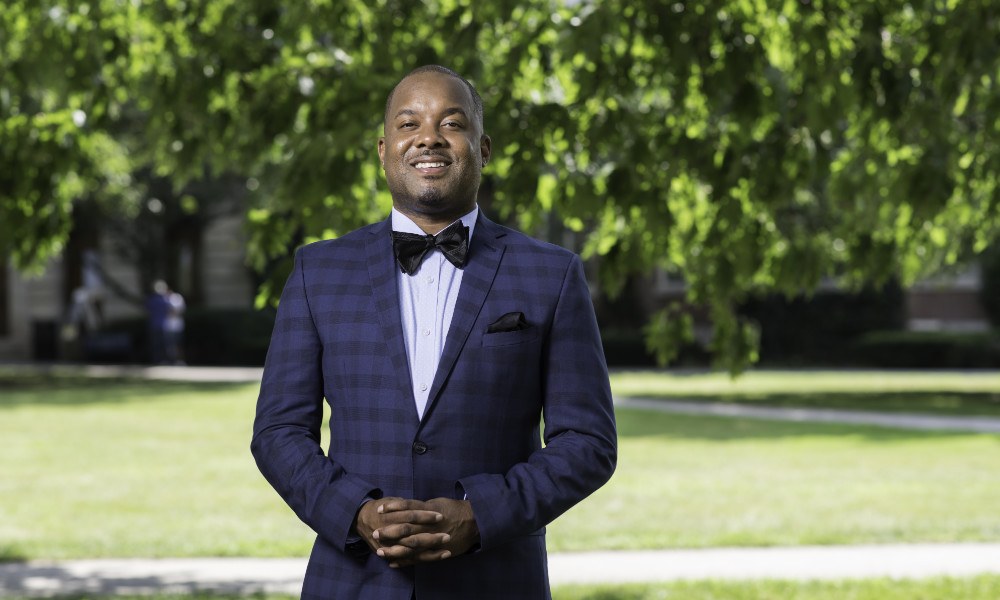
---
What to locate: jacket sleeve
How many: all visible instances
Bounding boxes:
[250,248,380,553]
[458,254,618,550]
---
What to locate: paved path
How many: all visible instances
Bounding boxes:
[615,397,1000,433]
[3,543,1000,596]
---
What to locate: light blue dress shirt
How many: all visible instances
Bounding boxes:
[391,206,478,420]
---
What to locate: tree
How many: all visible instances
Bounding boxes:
[4,0,999,371]
[1,1,137,270]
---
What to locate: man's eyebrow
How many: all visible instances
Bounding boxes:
[392,107,469,120]
[441,107,468,119]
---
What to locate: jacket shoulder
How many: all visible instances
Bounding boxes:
[487,221,578,265]
[294,222,384,259]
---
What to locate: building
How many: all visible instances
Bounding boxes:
[0,213,256,362]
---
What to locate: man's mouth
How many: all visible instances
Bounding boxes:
[412,157,451,173]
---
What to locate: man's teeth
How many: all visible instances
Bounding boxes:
[417,162,447,168]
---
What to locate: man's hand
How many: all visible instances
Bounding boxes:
[353,497,480,568]
[353,497,447,564]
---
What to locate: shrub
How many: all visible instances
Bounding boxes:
[182,307,275,366]
[850,330,1000,368]
[738,283,905,365]
[99,307,275,365]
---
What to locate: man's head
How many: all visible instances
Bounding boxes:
[379,66,491,229]
[384,65,484,136]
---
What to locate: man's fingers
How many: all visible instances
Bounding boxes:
[378,501,444,523]
[377,498,425,513]
[375,510,443,531]
[378,544,452,568]
[375,529,450,548]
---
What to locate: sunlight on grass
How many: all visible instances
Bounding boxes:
[546,409,1000,551]
[553,575,1000,600]
[5,576,996,600]
[2,374,999,559]
[0,379,315,559]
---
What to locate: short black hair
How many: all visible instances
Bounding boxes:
[383,65,484,132]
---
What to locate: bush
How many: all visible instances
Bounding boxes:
[183,307,275,366]
[738,283,905,365]
[599,327,710,368]
[850,330,1000,368]
[979,244,1000,328]
[100,307,275,365]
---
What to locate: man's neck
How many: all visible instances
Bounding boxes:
[393,206,475,235]
[392,205,478,238]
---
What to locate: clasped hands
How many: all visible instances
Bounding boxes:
[353,497,479,568]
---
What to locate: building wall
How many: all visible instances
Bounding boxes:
[905,266,989,332]
[201,215,254,308]
[0,260,38,361]
[0,214,256,361]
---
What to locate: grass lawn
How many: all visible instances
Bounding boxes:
[551,575,1000,599]
[1,372,999,559]
[609,369,1000,416]
[5,576,999,599]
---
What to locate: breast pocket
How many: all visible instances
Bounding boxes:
[481,326,540,347]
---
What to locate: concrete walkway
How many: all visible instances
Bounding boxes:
[3,543,1000,596]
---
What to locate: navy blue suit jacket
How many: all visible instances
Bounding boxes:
[252,213,617,600]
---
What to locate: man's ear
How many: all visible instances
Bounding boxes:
[378,137,386,169]
[480,134,492,167]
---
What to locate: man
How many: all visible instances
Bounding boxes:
[145,280,171,364]
[251,65,617,600]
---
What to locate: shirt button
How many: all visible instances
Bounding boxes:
[423,328,431,336]
[419,383,428,391]
[427,276,435,283]
[412,441,428,455]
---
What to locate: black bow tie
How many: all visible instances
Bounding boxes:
[391,221,470,275]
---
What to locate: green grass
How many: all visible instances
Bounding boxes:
[6,576,1000,600]
[552,575,1000,599]
[609,369,1000,416]
[0,377,312,560]
[546,409,1000,551]
[1,372,999,559]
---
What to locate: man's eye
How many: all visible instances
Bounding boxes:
[400,122,416,128]
[444,121,462,128]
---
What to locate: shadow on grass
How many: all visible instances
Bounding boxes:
[0,560,299,598]
[0,544,28,564]
[613,406,1000,442]
[0,374,254,408]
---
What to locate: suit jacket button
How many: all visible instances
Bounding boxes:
[412,441,428,455]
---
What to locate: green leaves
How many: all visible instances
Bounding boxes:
[4,0,999,372]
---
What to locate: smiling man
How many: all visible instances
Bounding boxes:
[252,65,617,600]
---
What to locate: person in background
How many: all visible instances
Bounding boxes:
[164,287,186,365]
[145,280,171,364]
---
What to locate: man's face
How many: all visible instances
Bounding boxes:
[378,72,491,224]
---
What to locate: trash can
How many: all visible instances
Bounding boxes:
[32,319,58,360]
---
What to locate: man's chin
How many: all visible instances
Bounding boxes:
[415,187,446,207]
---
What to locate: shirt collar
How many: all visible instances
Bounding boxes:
[391,205,478,241]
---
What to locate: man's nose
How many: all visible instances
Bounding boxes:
[416,126,446,147]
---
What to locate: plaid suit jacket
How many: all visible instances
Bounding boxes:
[252,213,617,600]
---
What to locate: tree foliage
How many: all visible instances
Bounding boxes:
[3,0,999,371]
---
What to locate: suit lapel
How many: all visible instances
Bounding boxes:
[365,218,416,412]
[422,214,507,423]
